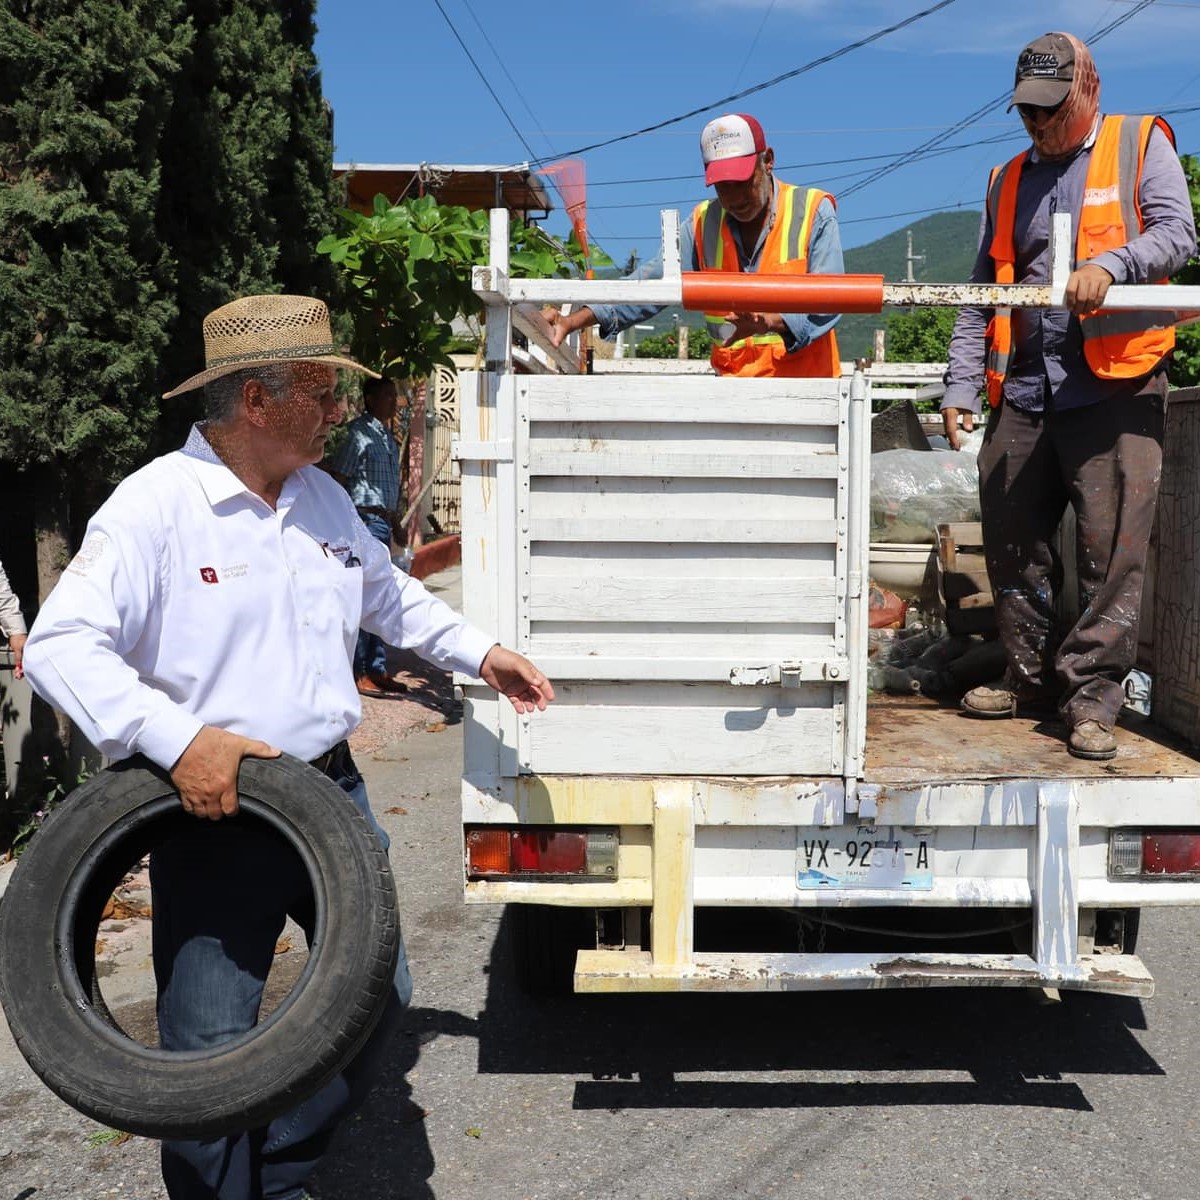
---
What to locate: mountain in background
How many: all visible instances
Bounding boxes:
[838,209,982,361]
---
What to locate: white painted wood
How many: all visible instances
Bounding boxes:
[526,374,842,424]
[529,575,837,623]
[539,656,847,683]
[457,370,504,780]
[532,543,836,575]
[531,628,839,663]
[531,477,838,521]
[591,358,716,375]
[529,516,838,544]
[842,370,871,792]
[661,208,682,280]
[528,447,840,480]
[527,684,840,776]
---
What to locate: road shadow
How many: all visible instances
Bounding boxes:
[310,1005,478,1200]
[472,908,1160,1116]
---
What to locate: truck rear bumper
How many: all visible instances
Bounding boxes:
[574,949,1154,997]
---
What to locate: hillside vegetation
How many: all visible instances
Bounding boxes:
[839,210,982,361]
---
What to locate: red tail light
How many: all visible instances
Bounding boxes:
[1143,833,1200,876]
[1110,830,1200,878]
[465,827,618,879]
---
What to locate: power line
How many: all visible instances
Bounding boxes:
[430,0,540,164]
[458,0,554,156]
[528,0,962,165]
[729,0,777,93]
[837,0,1162,201]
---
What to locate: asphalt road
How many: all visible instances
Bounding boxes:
[4,721,1200,1199]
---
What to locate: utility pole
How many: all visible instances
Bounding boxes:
[905,229,925,283]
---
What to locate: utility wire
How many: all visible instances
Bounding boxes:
[529,0,961,165]
[430,0,540,164]
[729,0,777,93]
[837,0,1162,201]
[457,0,557,160]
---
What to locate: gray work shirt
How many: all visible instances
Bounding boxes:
[942,119,1196,415]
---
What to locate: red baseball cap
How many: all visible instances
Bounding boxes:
[700,114,766,185]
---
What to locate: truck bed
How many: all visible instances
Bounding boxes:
[865,692,1200,787]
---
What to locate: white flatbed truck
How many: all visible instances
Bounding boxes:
[454,209,1200,996]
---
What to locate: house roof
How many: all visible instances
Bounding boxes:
[333,163,553,221]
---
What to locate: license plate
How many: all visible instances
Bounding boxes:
[797,825,933,890]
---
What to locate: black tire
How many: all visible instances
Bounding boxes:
[509,904,595,995]
[0,754,399,1140]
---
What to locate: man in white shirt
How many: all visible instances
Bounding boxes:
[22,294,554,1200]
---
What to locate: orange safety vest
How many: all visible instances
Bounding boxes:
[983,114,1177,407]
[693,182,840,378]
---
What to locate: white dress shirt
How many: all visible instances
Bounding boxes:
[23,425,495,768]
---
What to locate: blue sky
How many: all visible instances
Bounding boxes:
[313,0,1200,265]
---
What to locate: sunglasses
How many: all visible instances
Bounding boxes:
[1017,98,1066,120]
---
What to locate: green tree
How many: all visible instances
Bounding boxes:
[1169,153,1200,388]
[0,1,191,599]
[153,0,341,447]
[884,307,957,363]
[633,324,713,360]
[0,1,339,813]
[318,194,608,377]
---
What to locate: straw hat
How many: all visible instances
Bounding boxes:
[162,294,379,399]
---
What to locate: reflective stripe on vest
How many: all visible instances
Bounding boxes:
[984,114,1176,406]
[1077,114,1176,375]
[693,183,840,378]
[983,158,1021,407]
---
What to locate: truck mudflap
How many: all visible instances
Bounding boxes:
[574,950,1154,996]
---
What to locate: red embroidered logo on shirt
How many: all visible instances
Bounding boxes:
[199,567,219,584]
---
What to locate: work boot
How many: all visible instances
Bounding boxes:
[1068,719,1117,760]
[960,679,1059,720]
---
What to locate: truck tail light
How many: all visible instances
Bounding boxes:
[465,827,619,880]
[1110,830,1200,878]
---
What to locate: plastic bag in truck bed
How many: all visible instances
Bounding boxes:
[870,448,980,544]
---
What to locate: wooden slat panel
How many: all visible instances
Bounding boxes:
[527,685,840,775]
[530,517,838,544]
[533,543,836,576]
[530,627,838,660]
[529,575,837,622]
[529,448,840,479]
[524,375,844,426]
[531,656,846,682]
[531,475,836,518]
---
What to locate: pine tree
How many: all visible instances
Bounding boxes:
[0,1,339,808]
[0,2,190,607]
[153,0,340,445]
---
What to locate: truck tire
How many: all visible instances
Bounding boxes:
[509,904,595,995]
[0,754,399,1140]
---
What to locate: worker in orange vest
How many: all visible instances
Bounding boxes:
[544,113,844,377]
[942,32,1196,760]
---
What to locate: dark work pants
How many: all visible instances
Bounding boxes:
[976,375,1167,727]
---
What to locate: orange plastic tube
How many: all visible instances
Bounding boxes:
[681,272,887,315]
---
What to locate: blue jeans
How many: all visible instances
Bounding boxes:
[354,513,392,681]
[150,754,412,1200]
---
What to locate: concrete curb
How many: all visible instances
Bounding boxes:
[0,855,15,903]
